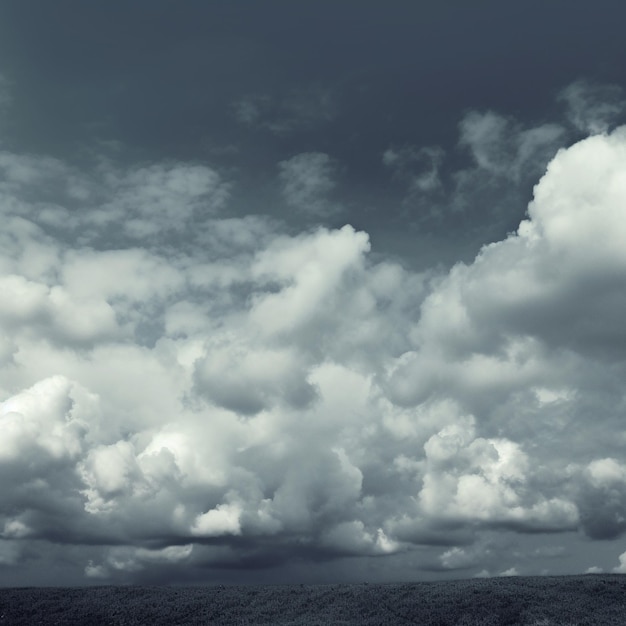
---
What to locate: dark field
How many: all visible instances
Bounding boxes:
[1,574,625,625]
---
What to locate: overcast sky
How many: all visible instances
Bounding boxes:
[2,0,626,586]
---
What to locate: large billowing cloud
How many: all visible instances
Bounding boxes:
[2,113,626,583]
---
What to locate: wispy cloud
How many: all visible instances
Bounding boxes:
[234,85,337,135]
[278,152,340,217]
[559,79,626,135]
[381,106,567,245]
[383,145,445,193]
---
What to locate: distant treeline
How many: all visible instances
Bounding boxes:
[0,574,625,625]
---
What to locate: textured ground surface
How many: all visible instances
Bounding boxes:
[1,574,625,625]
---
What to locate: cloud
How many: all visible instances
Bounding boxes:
[383,145,444,193]
[559,79,626,135]
[234,85,337,134]
[382,82,623,255]
[0,149,230,249]
[278,152,339,217]
[389,131,626,384]
[612,552,626,574]
[384,107,567,244]
[417,416,578,532]
[3,110,626,584]
[192,503,243,537]
[473,565,520,578]
[577,458,626,539]
[98,162,231,241]
[498,567,519,577]
[458,110,565,182]
[387,127,626,537]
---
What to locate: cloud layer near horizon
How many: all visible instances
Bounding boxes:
[2,120,626,582]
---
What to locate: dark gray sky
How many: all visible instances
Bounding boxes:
[1,0,626,586]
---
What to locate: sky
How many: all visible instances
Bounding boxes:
[1,0,626,586]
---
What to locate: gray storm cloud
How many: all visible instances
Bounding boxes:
[2,126,626,583]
